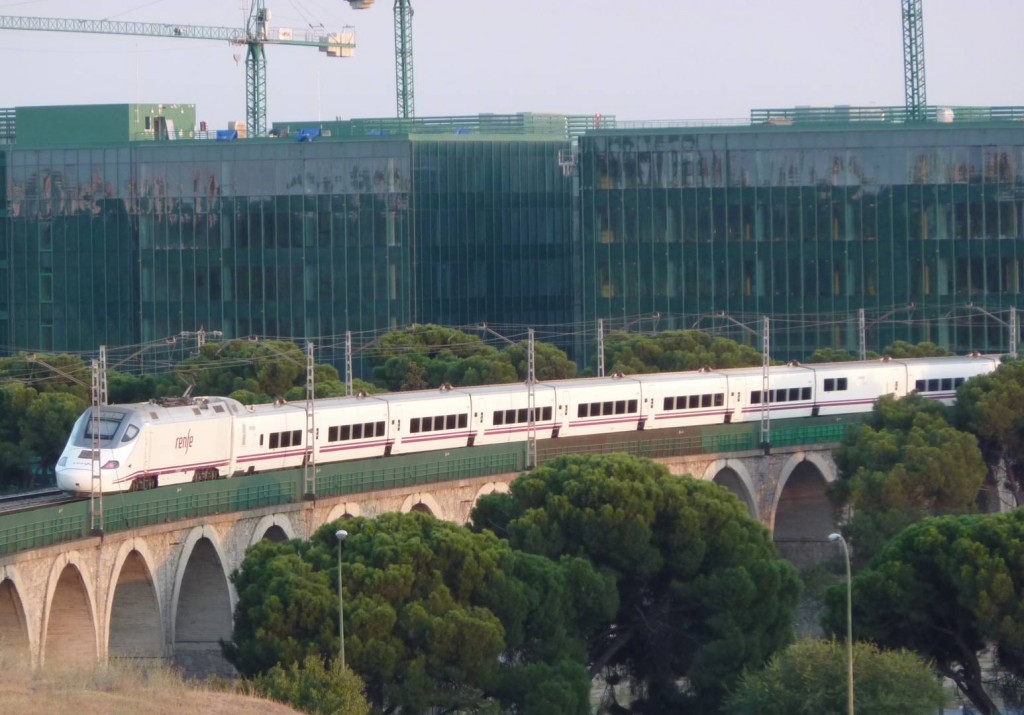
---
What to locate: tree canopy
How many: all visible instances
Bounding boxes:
[471,453,801,713]
[955,359,1024,507]
[598,329,763,374]
[830,393,987,564]
[726,637,945,715]
[823,510,1024,715]
[368,324,576,391]
[225,512,616,715]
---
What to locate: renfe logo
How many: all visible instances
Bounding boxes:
[175,430,194,454]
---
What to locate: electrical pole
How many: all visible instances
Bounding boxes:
[597,318,606,377]
[304,341,316,498]
[761,317,770,453]
[345,330,354,397]
[527,328,537,470]
[89,346,107,535]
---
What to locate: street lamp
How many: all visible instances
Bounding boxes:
[829,532,854,715]
[336,529,348,671]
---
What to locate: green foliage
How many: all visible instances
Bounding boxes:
[600,329,763,374]
[472,453,801,714]
[805,347,873,363]
[831,393,986,563]
[368,324,576,391]
[226,512,613,714]
[727,638,944,715]
[823,511,1024,714]
[224,540,338,675]
[253,654,371,715]
[882,340,952,358]
[174,339,306,401]
[955,359,1024,499]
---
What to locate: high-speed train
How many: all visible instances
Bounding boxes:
[55,354,1000,495]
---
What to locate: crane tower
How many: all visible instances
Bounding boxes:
[0,1,356,136]
[901,0,927,121]
[345,0,414,119]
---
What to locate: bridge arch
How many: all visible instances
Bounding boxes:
[0,566,31,662]
[105,540,163,661]
[401,492,442,519]
[41,551,98,668]
[248,514,298,547]
[771,451,837,564]
[701,460,758,520]
[325,502,362,525]
[170,526,234,677]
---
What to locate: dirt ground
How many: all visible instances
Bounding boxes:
[0,661,302,715]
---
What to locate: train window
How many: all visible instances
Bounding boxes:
[377,422,386,436]
[446,414,456,429]
[837,378,848,391]
[83,410,125,440]
[628,400,637,412]
[751,391,761,404]
[122,425,140,442]
[260,434,265,446]
[714,394,724,407]
[458,414,468,428]
[927,379,940,391]
[282,431,293,448]
[329,426,339,441]
[688,395,700,409]
[698,394,709,407]
[435,415,447,430]
[506,409,517,424]
[353,424,363,439]
[663,397,674,410]
[578,404,588,418]
[213,405,225,413]
[543,406,552,420]
[915,380,926,392]
[771,389,783,403]
[366,422,376,437]
[824,378,835,392]
[341,425,351,440]
[789,388,800,401]
[602,401,613,415]
[293,430,301,444]
[802,387,811,400]
[493,411,504,425]
[410,418,421,433]
[941,378,953,391]
[269,432,280,449]
[615,400,626,414]
[954,377,965,388]
[518,408,528,423]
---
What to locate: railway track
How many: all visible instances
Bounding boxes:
[0,487,84,515]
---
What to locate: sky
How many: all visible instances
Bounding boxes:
[0,0,1022,129]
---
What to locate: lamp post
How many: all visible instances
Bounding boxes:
[336,529,348,670]
[829,532,854,715]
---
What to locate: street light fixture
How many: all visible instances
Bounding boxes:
[336,529,348,671]
[829,532,854,715]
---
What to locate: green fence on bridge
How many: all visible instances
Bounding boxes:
[0,416,859,558]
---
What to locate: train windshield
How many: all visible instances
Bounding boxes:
[82,410,126,441]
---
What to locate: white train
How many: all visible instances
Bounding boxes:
[55,354,1000,495]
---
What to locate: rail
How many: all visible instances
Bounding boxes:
[0,416,858,558]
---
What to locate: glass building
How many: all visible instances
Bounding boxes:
[0,107,584,365]
[578,109,1024,360]
[4,103,1024,366]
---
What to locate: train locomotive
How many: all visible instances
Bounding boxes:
[55,354,1000,495]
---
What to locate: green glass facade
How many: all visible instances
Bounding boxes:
[5,106,1024,366]
[411,138,574,327]
[578,123,1024,360]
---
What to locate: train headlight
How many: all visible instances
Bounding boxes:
[102,460,120,469]
[58,457,67,466]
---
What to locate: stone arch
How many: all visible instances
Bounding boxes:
[248,514,298,547]
[473,481,510,502]
[0,567,31,662]
[325,502,362,525]
[400,492,442,519]
[702,459,758,520]
[771,452,836,566]
[105,540,163,661]
[41,552,98,668]
[170,526,235,678]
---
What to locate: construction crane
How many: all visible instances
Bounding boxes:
[901,0,927,121]
[0,1,356,137]
[346,0,414,119]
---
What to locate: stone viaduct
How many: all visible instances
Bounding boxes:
[0,443,837,675]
